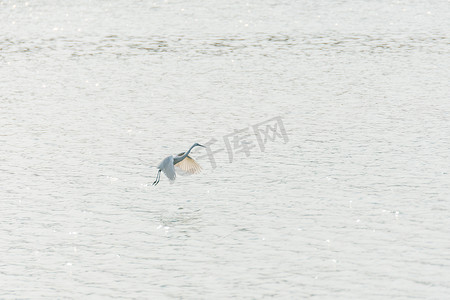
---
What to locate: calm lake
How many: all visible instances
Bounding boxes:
[1,0,449,298]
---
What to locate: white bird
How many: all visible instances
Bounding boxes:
[152,143,205,186]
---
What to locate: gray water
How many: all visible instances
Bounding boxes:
[1,0,450,298]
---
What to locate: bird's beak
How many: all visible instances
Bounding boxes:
[198,144,206,148]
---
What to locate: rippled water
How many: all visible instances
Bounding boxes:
[1,0,450,298]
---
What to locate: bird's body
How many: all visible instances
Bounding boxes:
[152,143,205,186]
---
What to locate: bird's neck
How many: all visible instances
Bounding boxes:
[176,144,198,163]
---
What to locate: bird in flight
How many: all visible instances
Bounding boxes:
[152,143,206,186]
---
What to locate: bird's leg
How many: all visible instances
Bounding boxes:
[152,170,161,185]
[152,170,161,186]
[157,170,161,184]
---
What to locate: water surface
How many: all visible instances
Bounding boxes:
[1,0,450,298]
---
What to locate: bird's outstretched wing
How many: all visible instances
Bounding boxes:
[175,155,202,174]
[160,155,176,181]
